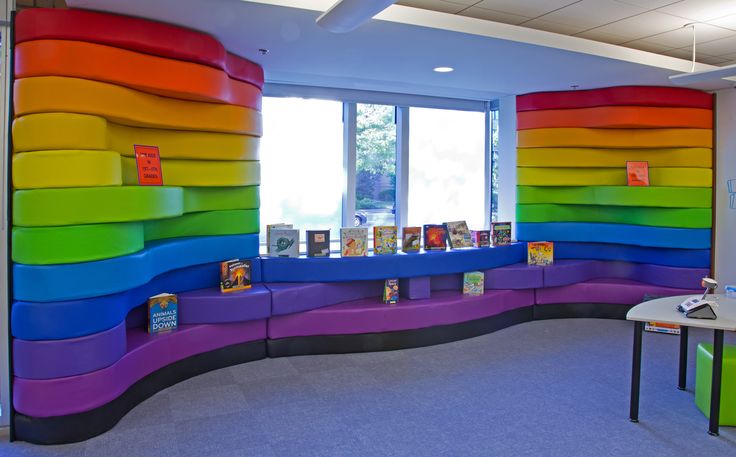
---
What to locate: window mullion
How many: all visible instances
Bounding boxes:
[342,102,357,228]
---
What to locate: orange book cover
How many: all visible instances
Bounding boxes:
[626,161,649,186]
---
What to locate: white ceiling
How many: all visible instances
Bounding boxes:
[66,0,733,100]
[398,0,736,66]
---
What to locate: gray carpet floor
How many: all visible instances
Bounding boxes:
[1,318,735,456]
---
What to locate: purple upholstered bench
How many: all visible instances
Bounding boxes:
[268,289,534,339]
[535,278,701,305]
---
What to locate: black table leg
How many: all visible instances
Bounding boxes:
[630,321,644,423]
[708,329,724,436]
[678,326,688,390]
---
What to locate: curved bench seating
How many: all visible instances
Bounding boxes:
[542,260,707,289]
[517,106,712,130]
[13,234,259,302]
[16,8,264,88]
[261,243,526,282]
[430,263,544,291]
[16,40,262,109]
[517,128,712,149]
[13,321,267,419]
[517,167,711,187]
[516,86,713,111]
[267,281,384,316]
[516,147,712,168]
[267,289,535,340]
[14,185,259,227]
[13,261,263,341]
[13,209,259,265]
[554,242,710,268]
[517,222,711,249]
[516,186,712,208]
[13,113,260,161]
[516,204,711,228]
[15,76,263,136]
[535,278,700,305]
[13,286,271,380]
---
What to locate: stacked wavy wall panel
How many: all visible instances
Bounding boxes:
[516,86,713,272]
[10,8,266,443]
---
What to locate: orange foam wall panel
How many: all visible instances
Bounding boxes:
[16,40,261,110]
[517,106,712,130]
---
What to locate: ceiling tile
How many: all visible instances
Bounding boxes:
[622,38,677,53]
[458,7,531,25]
[396,0,468,14]
[520,18,589,35]
[615,0,683,9]
[638,23,736,48]
[575,29,631,44]
[578,10,689,39]
[534,0,647,29]
[662,47,699,59]
[709,13,736,30]
[471,0,580,18]
[698,55,731,65]
[697,34,736,56]
[657,0,736,22]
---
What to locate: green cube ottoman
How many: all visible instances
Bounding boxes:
[695,343,736,425]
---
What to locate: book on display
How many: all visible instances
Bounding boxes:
[423,224,448,251]
[444,221,472,249]
[401,227,422,252]
[306,230,331,257]
[340,227,368,257]
[527,241,554,266]
[219,259,252,293]
[269,228,299,258]
[373,226,398,255]
[491,222,512,246]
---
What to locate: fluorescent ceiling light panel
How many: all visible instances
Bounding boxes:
[669,63,736,85]
[316,0,397,33]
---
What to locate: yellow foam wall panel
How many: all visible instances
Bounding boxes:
[13,113,259,161]
[517,147,712,168]
[518,128,712,149]
[13,150,122,189]
[121,157,260,187]
[517,167,712,187]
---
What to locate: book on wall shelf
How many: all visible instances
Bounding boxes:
[402,227,422,253]
[266,223,292,254]
[463,271,484,296]
[626,161,649,186]
[383,278,399,304]
[527,241,554,266]
[644,321,681,335]
[444,221,472,249]
[220,259,252,293]
[373,226,398,255]
[269,228,299,258]
[423,224,448,251]
[491,222,512,246]
[306,230,331,257]
[471,230,491,248]
[148,293,178,334]
[340,227,368,257]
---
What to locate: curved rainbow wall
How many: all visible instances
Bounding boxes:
[515,86,713,267]
[10,8,266,442]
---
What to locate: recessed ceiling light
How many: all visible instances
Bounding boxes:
[433,66,454,73]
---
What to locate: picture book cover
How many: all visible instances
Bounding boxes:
[627,161,649,186]
[148,293,178,334]
[266,223,292,254]
[444,221,472,249]
[373,226,398,255]
[423,224,448,251]
[340,227,368,257]
[306,230,331,257]
[472,230,491,248]
[463,271,484,296]
[220,259,252,293]
[644,321,681,335]
[527,241,554,266]
[402,226,422,253]
[269,228,299,257]
[383,278,399,304]
[491,222,512,246]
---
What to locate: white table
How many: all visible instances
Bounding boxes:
[627,294,736,436]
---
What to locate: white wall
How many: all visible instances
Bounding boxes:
[496,95,517,238]
[715,88,736,292]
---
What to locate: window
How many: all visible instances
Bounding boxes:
[355,104,396,228]
[259,97,344,245]
[407,107,486,230]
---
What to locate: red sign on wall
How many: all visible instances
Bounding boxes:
[134,145,163,186]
